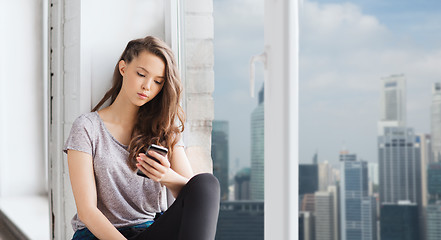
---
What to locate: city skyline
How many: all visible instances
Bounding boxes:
[213,0,441,171]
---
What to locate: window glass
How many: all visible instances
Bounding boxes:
[299,1,441,240]
[212,0,265,239]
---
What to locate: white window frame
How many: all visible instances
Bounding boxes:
[264,0,299,239]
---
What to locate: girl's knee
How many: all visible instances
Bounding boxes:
[186,173,220,198]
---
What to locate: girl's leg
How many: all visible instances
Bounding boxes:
[130,173,221,240]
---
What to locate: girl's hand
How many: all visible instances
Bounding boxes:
[136,151,171,182]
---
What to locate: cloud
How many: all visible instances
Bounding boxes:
[300,0,441,163]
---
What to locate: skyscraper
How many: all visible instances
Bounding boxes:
[428,162,441,203]
[339,151,356,162]
[234,167,250,200]
[315,191,334,240]
[379,74,406,128]
[299,211,314,240]
[378,127,422,205]
[361,196,377,240]
[315,186,339,240]
[431,82,441,163]
[340,152,376,240]
[319,161,331,191]
[368,162,379,195]
[211,120,230,201]
[250,85,264,200]
[380,202,419,240]
[299,164,319,196]
[426,202,441,240]
[417,133,431,207]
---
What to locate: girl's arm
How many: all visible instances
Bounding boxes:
[136,145,194,198]
[67,150,126,240]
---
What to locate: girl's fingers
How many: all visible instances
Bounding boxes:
[136,157,166,181]
[146,151,171,168]
[139,152,170,171]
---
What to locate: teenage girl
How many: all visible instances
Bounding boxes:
[64,36,220,240]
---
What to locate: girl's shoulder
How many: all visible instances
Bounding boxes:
[73,111,100,127]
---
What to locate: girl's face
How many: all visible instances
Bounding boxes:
[119,51,166,107]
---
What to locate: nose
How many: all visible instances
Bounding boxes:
[142,78,154,91]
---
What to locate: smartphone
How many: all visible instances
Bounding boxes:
[136,144,169,178]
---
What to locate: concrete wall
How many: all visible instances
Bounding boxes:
[183,0,215,174]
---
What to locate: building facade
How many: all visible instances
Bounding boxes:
[426,203,441,240]
[299,211,314,240]
[250,86,264,200]
[378,127,422,205]
[431,83,441,162]
[212,120,230,201]
[428,162,441,203]
[315,190,336,240]
[340,153,376,240]
[379,74,406,126]
[234,167,251,200]
[380,202,419,240]
[300,164,319,196]
[216,201,264,240]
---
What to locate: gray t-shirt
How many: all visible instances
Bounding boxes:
[63,111,183,232]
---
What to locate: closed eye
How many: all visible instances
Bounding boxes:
[154,80,163,84]
[137,72,145,77]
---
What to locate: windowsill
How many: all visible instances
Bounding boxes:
[0,195,50,240]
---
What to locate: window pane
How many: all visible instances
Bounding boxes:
[299,1,441,240]
[212,0,264,239]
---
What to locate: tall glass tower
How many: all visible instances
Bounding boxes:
[431,82,441,163]
[340,153,377,240]
[378,127,422,205]
[211,120,230,201]
[250,85,264,200]
[379,74,406,127]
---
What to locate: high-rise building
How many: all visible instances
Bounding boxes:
[426,202,441,240]
[379,74,406,128]
[417,133,431,207]
[340,153,376,240]
[329,185,340,240]
[315,191,334,240]
[313,151,318,165]
[234,167,250,200]
[368,162,379,195]
[299,164,319,196]
[368,162,379,185]
[319,161,331,191]
[299,211,314,240]
[301,193,315,212]
[215,201,264,240]
[428,162,441,203]
[339,151,356,162]
[378,127,422,205]
[212,120,230,201]
[380,201,419,240]
[431,82,441,162]
[361,196,377,240]
[250,85,264,200]
[315,186,339,240]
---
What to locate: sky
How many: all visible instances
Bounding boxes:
[213,0,441,173]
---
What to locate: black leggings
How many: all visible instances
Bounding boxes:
[121,173,221,240]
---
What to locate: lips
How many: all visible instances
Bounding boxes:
[138,93,148,99]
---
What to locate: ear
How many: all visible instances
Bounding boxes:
[118,60,127,76]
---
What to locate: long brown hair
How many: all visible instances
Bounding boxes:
[92,36,185,170]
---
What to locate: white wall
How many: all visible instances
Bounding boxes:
[83,1,165,109]
[0,0,46,197]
